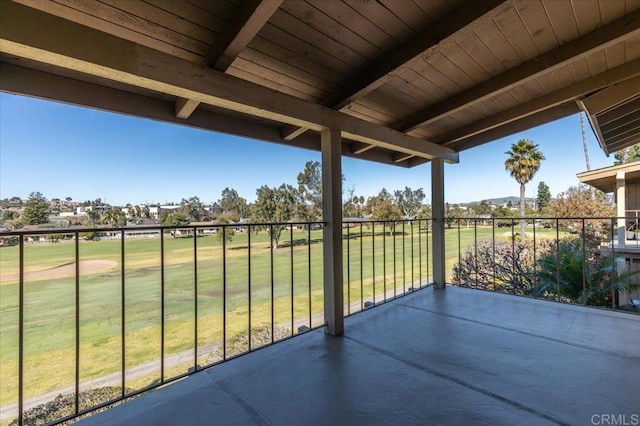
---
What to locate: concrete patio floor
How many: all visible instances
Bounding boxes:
[80,286,640,426]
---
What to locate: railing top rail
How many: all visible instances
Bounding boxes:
[0,216,629,237]
[0,221,326,236]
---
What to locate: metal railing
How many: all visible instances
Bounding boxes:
[342,219,432,316]
[0,219,434,425]
[10,216,638,425]
[0,222,328,425]
[447,216,640,312]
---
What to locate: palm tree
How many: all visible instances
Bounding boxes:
[101,209,122,228]
[504,139,545,238]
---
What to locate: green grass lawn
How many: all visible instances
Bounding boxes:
[0,224,559,408]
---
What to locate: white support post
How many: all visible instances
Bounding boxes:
[616,171,626,247]
[431,158,446,289]
[322,127,344,335]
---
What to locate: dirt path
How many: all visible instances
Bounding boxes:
[0,260,117,283]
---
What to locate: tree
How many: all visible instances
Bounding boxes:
[218,187,248,219]
[471,200,492,216]
[251,184,298,249]
[546,185,613,242]
[342,187,362,218]
[2,210,19,221]
[444,203,465,228]
[101,209,125,227]
[365,189,402,234]
[215,217,234,246]
[297,161,323,222]
[536,182,551,214]
[613,144,640,165]
[160,210,189,226]
[22,192,50,225]
[176,196,211,222]
[393,187,425,219]
[504,139,545,238]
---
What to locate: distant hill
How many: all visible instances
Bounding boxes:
[458,196,537,207]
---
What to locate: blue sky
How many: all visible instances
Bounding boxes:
[0,93,614,206]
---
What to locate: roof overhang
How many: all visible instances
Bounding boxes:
[577,161,640,193]
[579,76,640,156]
[1,0,639,167]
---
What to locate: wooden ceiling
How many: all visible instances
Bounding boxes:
[1,0,639,167]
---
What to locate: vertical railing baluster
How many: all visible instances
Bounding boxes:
[582,218,586,306]
[393,221,397,298]
[248,226,252,350]
[492,218,496,291]
[418,219,422,288]
[611,218,616,310]
[75,231,80,414]
[402,220,405,295]
[308,225,311,328]
[223,227,227,359]
[290,226,294,334]
[474,219,478,289]
[556,219,560,301]
[511,219,515,294]
[193,227,198,370]
[426,219,430,286]
[383,222,387,302]
[120,230,125,398]
[18,234,24,426]
[347,224,351,315]
[457,218,461,271]
[372,222,376,305]
[270,225,274,342]
[410,220,414,292]
[532,219,537,297]
[160,229,165,381]
[360,222,364,311]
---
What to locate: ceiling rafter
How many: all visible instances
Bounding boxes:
[0,1,457,162]
[434,59,640,147]
[175,0,283,120]
[281,0,508,141]
[0,63,405,167]
[392,9,640,133]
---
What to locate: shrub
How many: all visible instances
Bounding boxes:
[535,239,639,307]
[452,239,553,295]
[9,386,135,426]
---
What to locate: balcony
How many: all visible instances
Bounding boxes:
[1,219,639,425]
[81,286,639,426]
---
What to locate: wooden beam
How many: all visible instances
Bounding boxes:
[393,9,640,132]
[281,0,507,140]
[581,76,640,115]
[392,153,414,163]
[280,124,308,141]
[445,103,579,152]
[175,97,200,119]
[322,0,507,111]
[350,142,376,155]
[0,2,458,162]
[205,0,282,71]
[178,0,282,119]
[0,63,407,167]
[436,60,640,147]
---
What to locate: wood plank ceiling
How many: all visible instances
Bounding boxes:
[1,0,639,167]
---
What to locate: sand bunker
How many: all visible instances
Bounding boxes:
[1,260,118,283]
